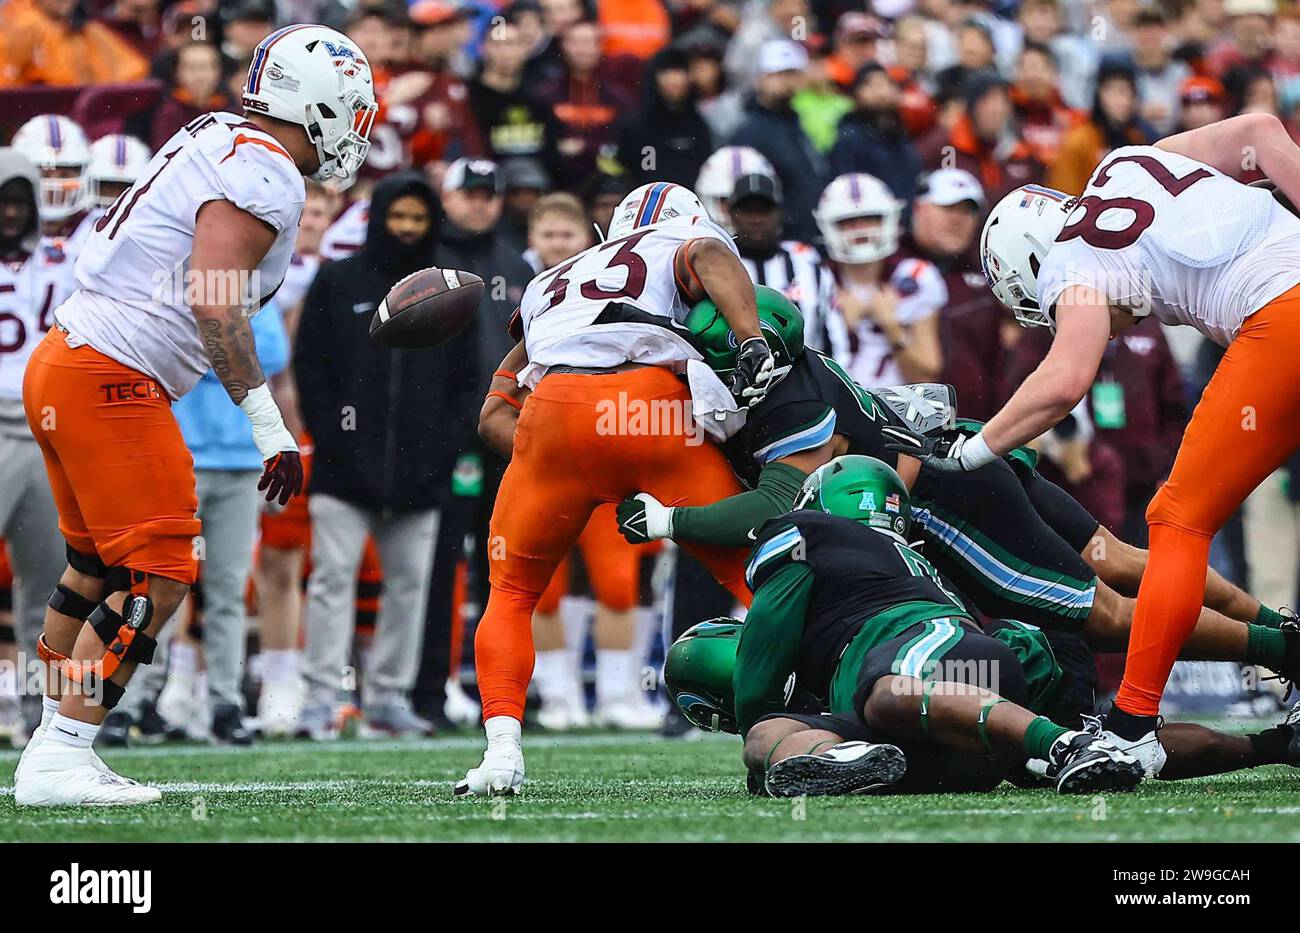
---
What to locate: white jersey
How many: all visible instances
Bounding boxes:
[1038,145,1300,347]
[56,112,305,399]
[40,210,100,266]
[841,257,946,388]
[319,198,368,260]
[517,216,737,387]
[0,247,78,401]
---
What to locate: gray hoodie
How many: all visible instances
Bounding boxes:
[0,147,44,434]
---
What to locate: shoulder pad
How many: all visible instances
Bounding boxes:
[873,384,957,436]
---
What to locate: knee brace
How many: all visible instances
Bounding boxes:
[60,594,158,710]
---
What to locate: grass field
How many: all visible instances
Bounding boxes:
[3,724,1299,842]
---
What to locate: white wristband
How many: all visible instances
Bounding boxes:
[958,432,998,471]
[238,383,297,461]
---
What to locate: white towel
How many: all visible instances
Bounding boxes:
[686,360,747,442]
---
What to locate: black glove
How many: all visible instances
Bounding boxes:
[881,425,970,474]
[730,336,776,407]
[259,450,304,506]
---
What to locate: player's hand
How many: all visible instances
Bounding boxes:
[616,493,674,543]
[883,428,986,474]
[258,450,304,506]
[731,336,776,408]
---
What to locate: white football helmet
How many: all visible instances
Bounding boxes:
[695,146,776,232]
[814,173,903,264]
[980,184,1074,328]
[12,114,92,221]
[241,24,379,184]
[88,134,152,208]
[607,182,707,239]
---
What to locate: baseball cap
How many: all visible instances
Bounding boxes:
[1224,0,1275,15]
[757,39,809,76]
[729,172,784,208]
[916,169,985,208]
[410,0,467,26]
[1181,75,1225,104]
[443,158,502,194]
[501,157,551,192]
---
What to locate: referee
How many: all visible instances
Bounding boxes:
[729,173,848,361]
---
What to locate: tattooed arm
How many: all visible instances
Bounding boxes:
[191,199,303,503]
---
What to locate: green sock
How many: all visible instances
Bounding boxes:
[1255,604,1288,629]
[1245,624,1287,668]
[1023,716,1069,761]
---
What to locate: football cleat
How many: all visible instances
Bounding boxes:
[455,743,525,797]
[14,742,160,807]
[765,741,907,797]
[1089,710,1168,778]
[443,678,481,728]
[256,678,304,738]
[1045,729,1144,794]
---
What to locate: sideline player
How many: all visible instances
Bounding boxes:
[12,116,100,258]
[14,24,378,806]
[899,113,1300,770]
[458,181,776,795]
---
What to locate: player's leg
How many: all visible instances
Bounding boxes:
[1149,721,1299,780]
[1114,296,1300,734]
[856,623,1142,793]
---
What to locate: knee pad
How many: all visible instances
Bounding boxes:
[47,583,99,621]
[65,544,108,578]
[59,594,158,710]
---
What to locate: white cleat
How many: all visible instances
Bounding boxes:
[594,699,663,730]
[1097,728,1167,777]
[256,677,304,738]
[536,703,577,732]
[443,678,481,728]
[14,742,161,807]
[454,744,525,797]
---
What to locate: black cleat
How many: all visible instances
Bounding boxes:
[765,741,907,797]
[1283,701,1300,766]
[135,700,184,744]
[211,704,255,746]
[1046,730,1143,794]
[99,710,133,747]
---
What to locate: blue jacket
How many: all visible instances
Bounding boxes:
[174,303,290,472]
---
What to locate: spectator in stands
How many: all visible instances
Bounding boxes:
[934,18,997,101]
[681,33,745,141]
[0,0,149,86]
[896,168,1008,421]
[397,1,484,171]
[724,0,810,90]
[824,12,885,91]
[295,172,475,739]
[598,0,671,61]
[499,156,552,253]
[98,0,162,61]
[539,18,634,190]
[828,62,923,202]
[888,17,939,138]
[1015,0,1096,110]
[920,72,1043,203]
[151,40,230,150]
[792,38,853,153]
[585,172,631,233]
[731,39,826,243]
[221,0,275,66]
[1272,7,1300,84]
[468,20,562,182]
[1132,7,1191,136]
[1179,75,1227,130]
[1206,0,1275,76]
[527,0,587,85]
[1049,60,1154,195]
[1011,42,1081,170]
[611,46,714,187]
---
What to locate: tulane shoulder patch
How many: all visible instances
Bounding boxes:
[745,521,805,591]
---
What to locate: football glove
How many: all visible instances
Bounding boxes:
[883,427,994,474]
[616,493,674,544]
[731,336,776,407]
[258,451,304,506]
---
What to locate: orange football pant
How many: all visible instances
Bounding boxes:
[536,503,642,615]
[1116,285,1300,717]
[23,330,201,584]
[476,366,751,721]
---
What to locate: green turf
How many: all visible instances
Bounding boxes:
[2,729,1298,842]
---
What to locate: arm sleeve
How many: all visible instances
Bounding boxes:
[734,562,815,736]
[672,461,809,547]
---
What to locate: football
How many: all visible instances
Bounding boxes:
[369,267,483,349]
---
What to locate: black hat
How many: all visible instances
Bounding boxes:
[729,172,783,208]
[443,157,502,194]
[501,157,552,192]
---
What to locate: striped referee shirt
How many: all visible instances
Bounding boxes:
[739,240,849,363]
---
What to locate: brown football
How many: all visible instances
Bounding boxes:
[369,267,484,349]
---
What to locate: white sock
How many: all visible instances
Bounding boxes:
[485,715,521,749]
[41,695,60,729]
[533,649,569,708]
[260,649,299,683]
[169,641,198,678]
[596,649,632,708]
[46,713,99,749]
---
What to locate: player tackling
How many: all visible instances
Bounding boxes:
[895,113,1300,772]
[14,24,378,806]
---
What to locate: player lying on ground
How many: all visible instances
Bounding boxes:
[457,182,779,796]
[618,291,1300,697]
[14,25,375,806]
[895,114,1300,770]
[664,456,1300,796]
[666,455,1145,796]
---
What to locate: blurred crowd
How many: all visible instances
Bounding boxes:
[1,0,1299,748]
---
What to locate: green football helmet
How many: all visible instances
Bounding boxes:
[663,618,742,734]
[795,454,913,538]
[685,285,805,378]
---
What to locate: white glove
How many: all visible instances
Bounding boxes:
[616,492,674,544]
